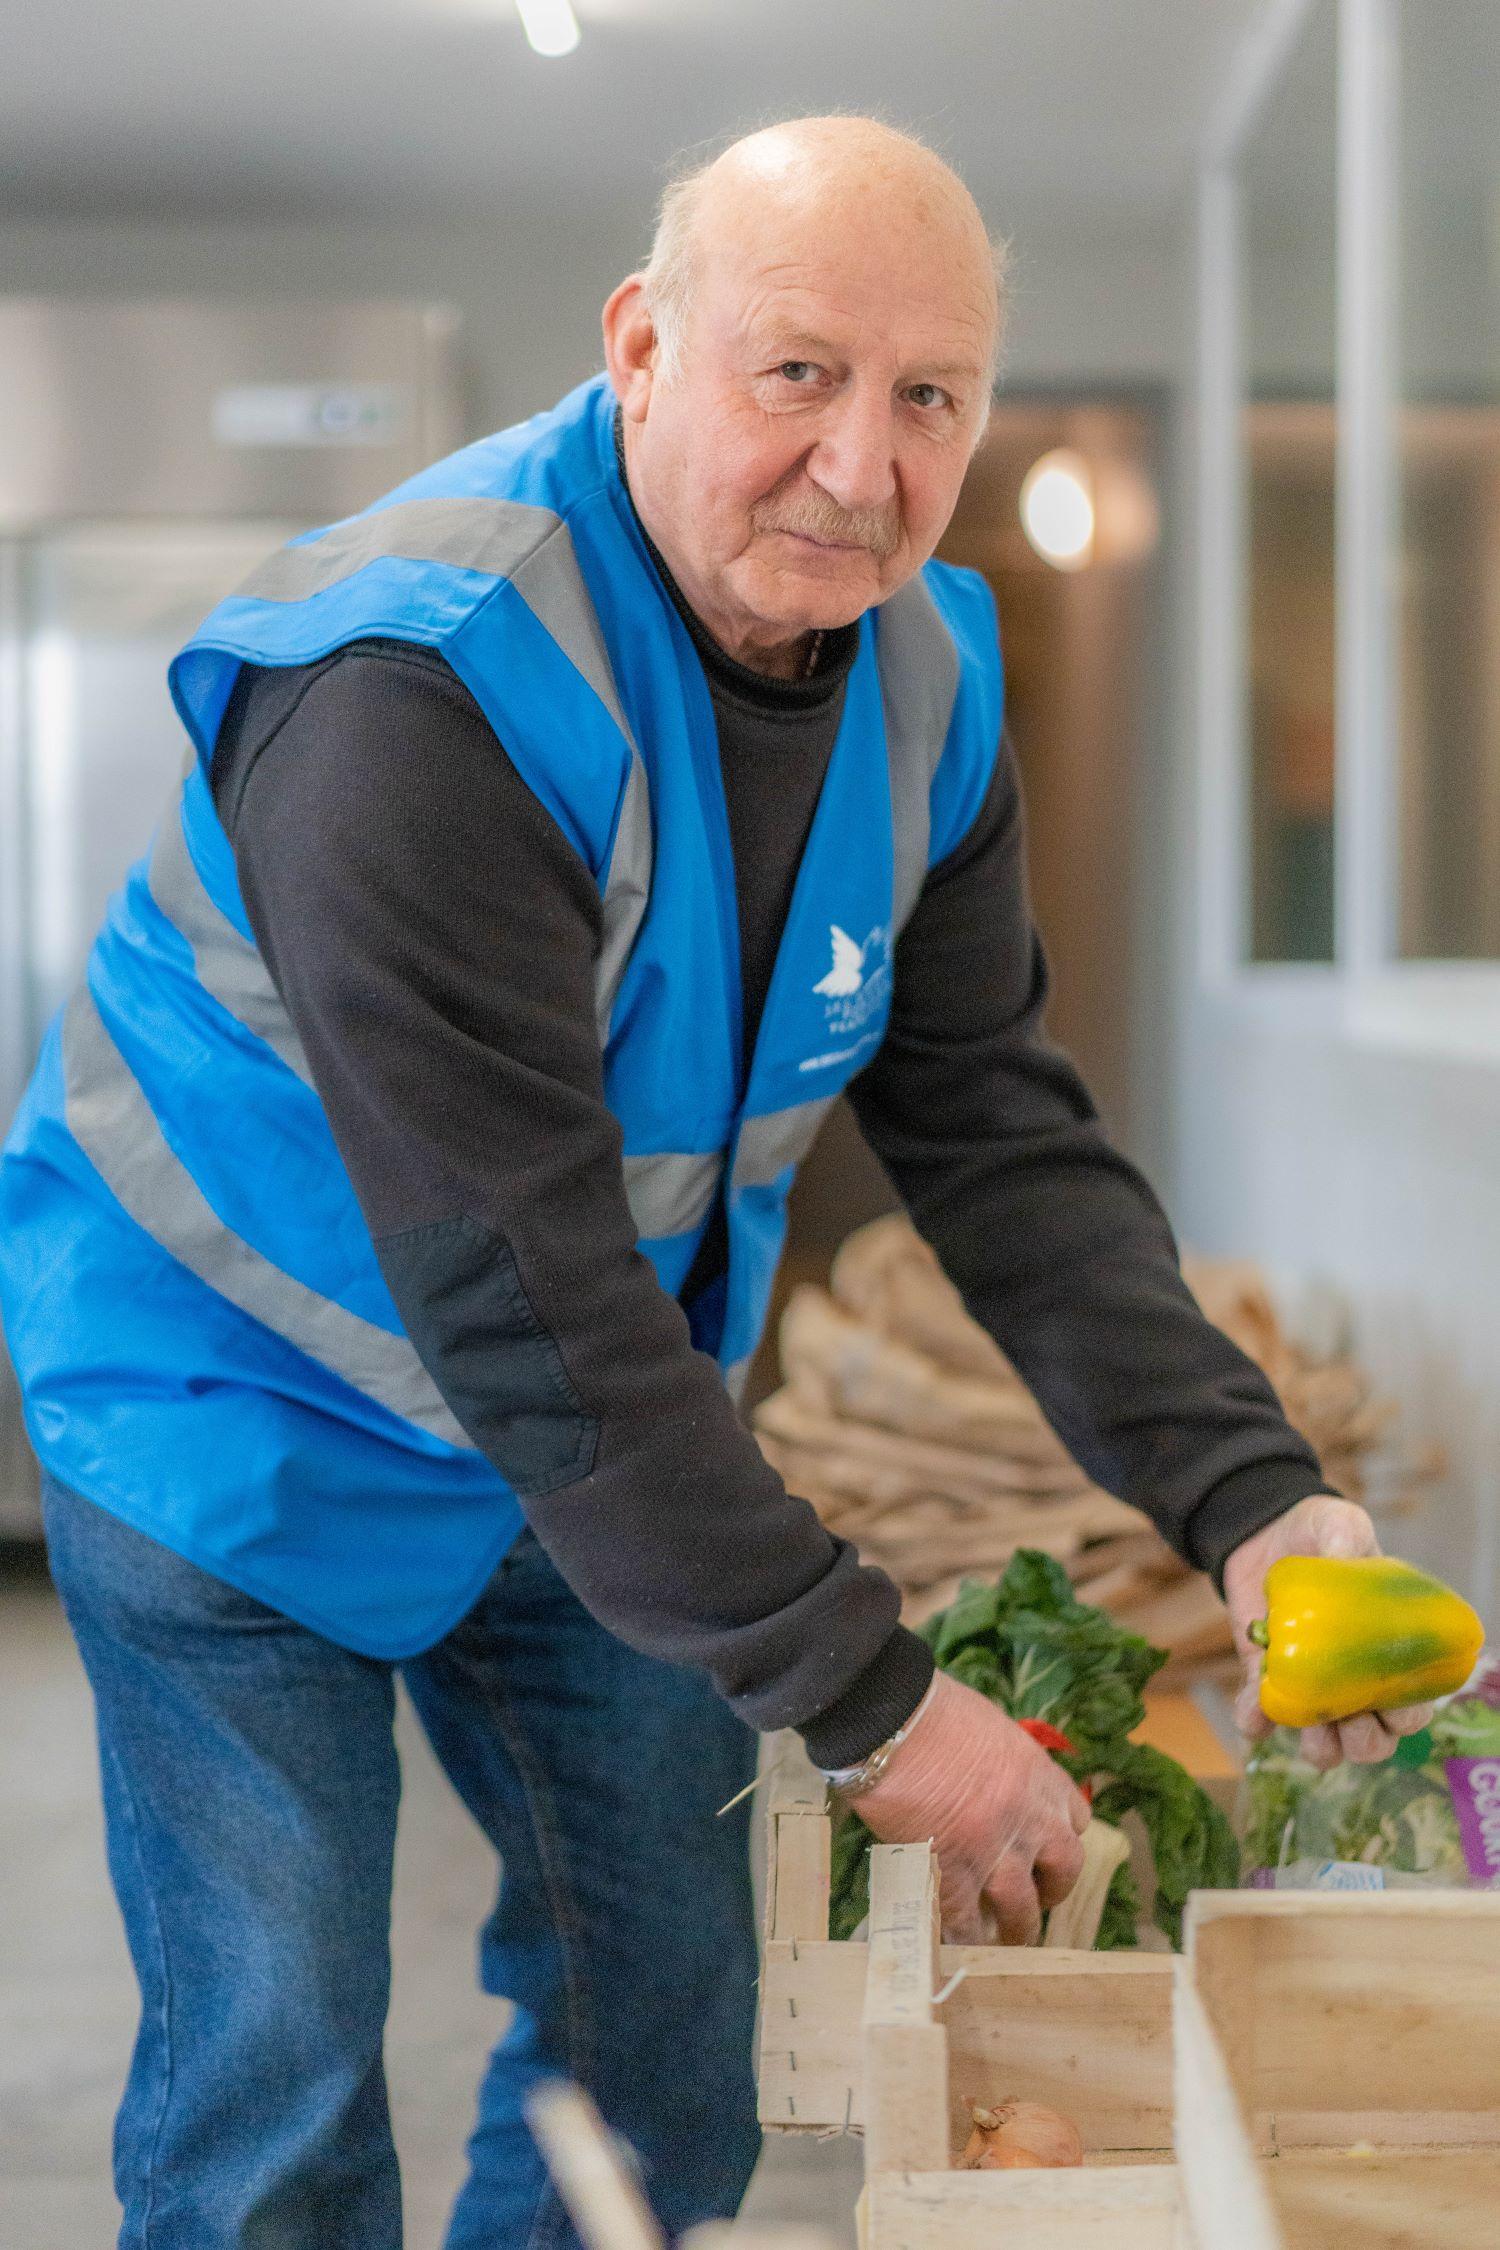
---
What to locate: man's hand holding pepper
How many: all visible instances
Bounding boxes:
[1223,1492,1434,1769]
[844,1670,1091,1945]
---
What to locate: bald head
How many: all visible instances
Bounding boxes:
[645,116,1005,386]
[601,113,1003,675]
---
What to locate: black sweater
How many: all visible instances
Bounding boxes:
[209,493,1328,1767]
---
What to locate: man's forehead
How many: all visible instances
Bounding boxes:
[728,267,993,374]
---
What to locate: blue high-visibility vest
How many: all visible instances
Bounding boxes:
[0,373,1002,1656]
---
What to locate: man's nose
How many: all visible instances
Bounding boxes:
[806,390,899,515]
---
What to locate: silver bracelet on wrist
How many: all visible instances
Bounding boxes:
[816,1673,941,1799]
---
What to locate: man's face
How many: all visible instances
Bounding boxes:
[619,199,995,657]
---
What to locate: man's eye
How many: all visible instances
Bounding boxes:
[777,361,819,384]
[907,383,952,411]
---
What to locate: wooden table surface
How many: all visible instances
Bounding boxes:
[1132,1689,1242,1780]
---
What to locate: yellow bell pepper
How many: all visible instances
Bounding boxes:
[1248,1555,1485,1730]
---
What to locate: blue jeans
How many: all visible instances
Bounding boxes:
[42,1476,762,2249]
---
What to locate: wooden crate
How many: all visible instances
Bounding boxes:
[758,1744,1180,2245]
[759,1743,1500,2248]
[1177,1888,1500,2250]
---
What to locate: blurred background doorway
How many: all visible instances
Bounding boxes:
[748,391,1163,1401]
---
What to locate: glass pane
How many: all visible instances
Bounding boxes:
[1240,0,1338,962]
[1396,0,1500,958]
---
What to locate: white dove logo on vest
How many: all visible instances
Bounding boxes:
[807,922,893,1059]
[812,925,868,998]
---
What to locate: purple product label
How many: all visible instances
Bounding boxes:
[1446,1757,1500,1885]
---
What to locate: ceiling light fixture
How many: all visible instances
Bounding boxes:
[1020,449,1095,571]
[516,0,580,56]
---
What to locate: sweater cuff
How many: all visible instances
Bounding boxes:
[797,1624,937,1770]
[1185,1456,1338,1596]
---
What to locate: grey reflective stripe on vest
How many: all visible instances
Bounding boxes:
[876,574,962,933]
[233,497,565,604]
[715,1099,836,1398]
[147,801,314,1085]
[620,1149,721,1240]
[234,500,656,1044]
[62,983,475,1449]
[150,773,682,1244]
[148,781,679,1240]
[595,754,651,1041]
[730,1095,837,1193]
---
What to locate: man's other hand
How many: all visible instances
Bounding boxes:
[1223,1492,1435,1770]
[849,1670,1090,1944]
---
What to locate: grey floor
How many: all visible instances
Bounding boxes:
[0,1560,861,2248]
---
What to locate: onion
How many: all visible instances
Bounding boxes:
[959,2097,1083,2170]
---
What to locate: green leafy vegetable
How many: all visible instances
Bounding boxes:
[827,1550,1240,1948]
[1091,1741,1240,1947]
[1094,1856,1144,1951]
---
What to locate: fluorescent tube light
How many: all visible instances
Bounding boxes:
[516,0,580,55]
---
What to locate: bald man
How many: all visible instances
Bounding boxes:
[1,117,1416,2250]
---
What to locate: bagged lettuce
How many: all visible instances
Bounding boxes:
[1243,1650,1500,1890]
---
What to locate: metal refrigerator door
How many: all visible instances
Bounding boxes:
[0,518,300,1531]
[23,519,302,1024]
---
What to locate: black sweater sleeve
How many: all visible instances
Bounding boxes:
[213,640,932,1765]
[848,735,1331,1590]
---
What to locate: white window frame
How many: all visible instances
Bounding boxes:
[1194,0,1500,1066]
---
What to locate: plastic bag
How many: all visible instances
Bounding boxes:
[1242,1650,1500,1890]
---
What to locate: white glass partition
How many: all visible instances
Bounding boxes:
[1395,0,1500,960]
[1198,0,1500,1021]
[1241,0,1338,962]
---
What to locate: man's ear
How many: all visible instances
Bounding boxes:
[602,275,657,422]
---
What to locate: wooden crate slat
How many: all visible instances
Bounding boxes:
[1188,1891,1500,2147]
[769,1814,832,1943]
[864,1844,940,2026]
[863,1845,949,2176]
[1265,2146,1500,2250]
[766,1731,830,1815]
[760,1733,832,1947]
[758,1939,866,2131]
[865,2163,1182,2249]
[525,2082,666,2250]
[1172,1966,1282,2250]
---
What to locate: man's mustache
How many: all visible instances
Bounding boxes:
[753,488,902,559]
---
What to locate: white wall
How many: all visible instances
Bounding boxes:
[1173,991,1500,1609]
